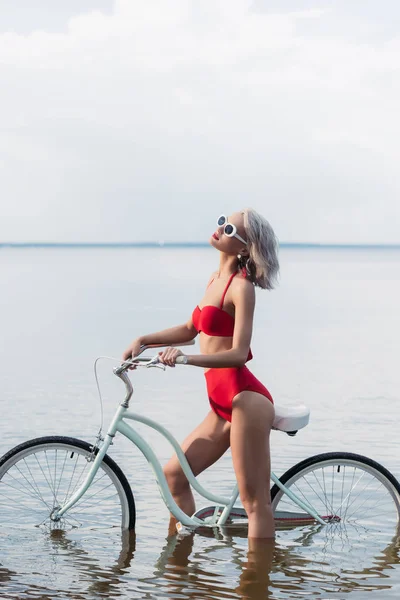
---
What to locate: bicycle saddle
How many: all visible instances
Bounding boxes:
[272,404,310,436]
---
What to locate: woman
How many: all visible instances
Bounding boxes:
[122,209,279,539]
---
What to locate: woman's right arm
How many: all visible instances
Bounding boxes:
[122,270,216,362]
[122,319,197,361]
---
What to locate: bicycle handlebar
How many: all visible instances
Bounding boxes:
[115,340,195,375]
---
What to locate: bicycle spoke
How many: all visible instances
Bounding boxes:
[292,471,334,515]
[53,449,58,503]
[309,470,335,514]
[37,511,78,529]
[0,478,52,509]
[59,472,111,513]
[54,451,68,500]
[342,467,360,520]
[0,487,49,512]
[68,455,92,499]
[283,466,397,525]
[0,439,132,532]
[72,480,116,509]
[345,480,391,520]
[72,492,121,516]
[22,457,52,505]
[61,451,80,505]
[44,450,57,503]
[1,471,45,504]
[33,453,57,502]
[272,454,400,551]
[337,471,382,520]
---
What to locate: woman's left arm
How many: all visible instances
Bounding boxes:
[183,280,255,368]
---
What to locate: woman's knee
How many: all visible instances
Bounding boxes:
[163,460,189,495]
[240,487,272,515]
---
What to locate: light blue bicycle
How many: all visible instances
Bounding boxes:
[1,343,400,543]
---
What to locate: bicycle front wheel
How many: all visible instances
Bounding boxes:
[271,452,400,540]
[0,436,136,532]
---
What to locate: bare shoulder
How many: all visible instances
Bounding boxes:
[232,274,255,303]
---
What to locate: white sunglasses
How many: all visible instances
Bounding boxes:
[217,215,248,245]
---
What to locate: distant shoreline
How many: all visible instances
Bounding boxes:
[1,242,400,250]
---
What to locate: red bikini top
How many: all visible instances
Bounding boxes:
[192,272,253,361]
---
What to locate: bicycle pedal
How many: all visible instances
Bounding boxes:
[176,522,193,536]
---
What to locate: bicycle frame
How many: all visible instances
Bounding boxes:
[54,378,325,528]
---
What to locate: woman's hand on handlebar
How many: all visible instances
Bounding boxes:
[158,347,183,368]
[122,338,143,370]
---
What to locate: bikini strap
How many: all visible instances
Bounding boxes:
[219,272,237,309]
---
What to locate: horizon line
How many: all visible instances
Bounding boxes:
[1,241,400,250]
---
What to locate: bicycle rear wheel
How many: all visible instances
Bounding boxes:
[271,452,400,541]
[0,436,136,532]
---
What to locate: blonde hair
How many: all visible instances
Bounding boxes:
[238,208,280,290]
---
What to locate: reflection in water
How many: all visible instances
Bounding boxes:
[236,538,275,600]
[140,525,400,599]
[1,525,400,599]
[0,564,16,586]
[47,529,137,598]
[137,524,400,599]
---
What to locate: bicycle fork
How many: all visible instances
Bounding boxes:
[50,408,124,523]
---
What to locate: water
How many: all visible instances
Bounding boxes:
[0,246,399,599]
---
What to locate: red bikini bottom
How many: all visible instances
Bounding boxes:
[204,366,273,422]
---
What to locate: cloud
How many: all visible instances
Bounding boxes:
[0,1,399,243]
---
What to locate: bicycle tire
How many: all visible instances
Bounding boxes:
[270,451,400,540]
[0,436,136,531]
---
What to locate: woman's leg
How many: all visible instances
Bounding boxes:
[230,391,275,539]
[163,410,231,532]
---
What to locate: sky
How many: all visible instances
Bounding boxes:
[0,0,399,244]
